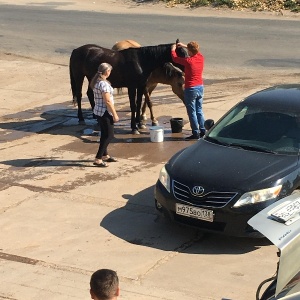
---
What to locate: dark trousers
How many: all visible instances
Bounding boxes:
[95,111,114,159]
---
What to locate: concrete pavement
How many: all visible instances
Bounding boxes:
[1,1,299,299]
[1,55,291,300]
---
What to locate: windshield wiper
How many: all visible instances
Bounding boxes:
[206,137,277,153]
[228,143,277,154]
[205,136,229,146]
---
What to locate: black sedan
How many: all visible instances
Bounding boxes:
[155,84,300,237]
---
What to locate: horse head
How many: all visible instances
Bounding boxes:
[163,63,185,102]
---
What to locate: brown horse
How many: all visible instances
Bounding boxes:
[69,42,187,134]
[112,40,185,126]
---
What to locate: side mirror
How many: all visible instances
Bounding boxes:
[204,119,214,130]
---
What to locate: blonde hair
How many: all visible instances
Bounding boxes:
[90,63,113,89]
[187,41,200,55]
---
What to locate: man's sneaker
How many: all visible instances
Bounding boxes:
[200,131,206,138]
[185,134,200,140]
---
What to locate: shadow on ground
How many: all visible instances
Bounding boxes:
[100,185,272,255]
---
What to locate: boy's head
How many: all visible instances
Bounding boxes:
[90,269,119,300]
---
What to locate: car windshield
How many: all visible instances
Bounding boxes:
[206,103,300,155]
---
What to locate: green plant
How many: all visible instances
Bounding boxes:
[194,0,210,6]
[284,0,300,12]
[212,0,235,8]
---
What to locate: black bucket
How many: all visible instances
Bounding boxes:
[170,118,183,133]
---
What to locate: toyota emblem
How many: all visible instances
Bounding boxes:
[192,186,204,196]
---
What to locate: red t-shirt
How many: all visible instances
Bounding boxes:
[171,50,204,88]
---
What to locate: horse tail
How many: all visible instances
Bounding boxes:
[69,50,77,107]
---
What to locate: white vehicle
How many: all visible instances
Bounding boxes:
[248,193,300,299]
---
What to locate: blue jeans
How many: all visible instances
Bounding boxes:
[184,85,205,136]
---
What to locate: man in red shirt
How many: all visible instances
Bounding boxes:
[171,41,205,140]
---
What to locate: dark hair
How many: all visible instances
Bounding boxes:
[90,269,119,300]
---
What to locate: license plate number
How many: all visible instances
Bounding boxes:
[176,203,214,222]
[271,199,300,223]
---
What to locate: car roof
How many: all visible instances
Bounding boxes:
[242,84,300,111]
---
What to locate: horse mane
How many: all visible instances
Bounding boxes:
[116,43,187,67]
[139,43,173,57]
[137,43,187,71]
[137,43,186,70]
[119,43,172,57]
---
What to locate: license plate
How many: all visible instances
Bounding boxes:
[271,199,300,223]
[176,203,214,222]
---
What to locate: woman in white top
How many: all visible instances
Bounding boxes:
[90,63,119,167]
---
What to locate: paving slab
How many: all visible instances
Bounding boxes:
[1,1,300,300]
[0,62,288,300]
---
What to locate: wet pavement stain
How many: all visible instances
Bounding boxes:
[53,116,192,165]
[0,182,10,191]
[0,106,94,142]
[1,103,194,193]
[0,251,92,276]
[109,135,189,164]
[0,251,38,265]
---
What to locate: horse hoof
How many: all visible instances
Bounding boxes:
[141,115,147,121]
[152,121,159,126]
[131,129,140,135]
[139,124,147,129]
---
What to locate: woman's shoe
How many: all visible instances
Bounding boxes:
[93,161,108,167]
[104,156,118,162]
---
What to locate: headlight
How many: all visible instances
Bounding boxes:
[158,165,170,193]
[233,185,282,208]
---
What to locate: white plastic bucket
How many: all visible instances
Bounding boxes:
[149,126,164,143]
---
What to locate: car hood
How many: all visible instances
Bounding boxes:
[168,139,299,191]
[248,193,300,298]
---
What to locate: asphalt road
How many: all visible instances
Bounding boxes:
[1,1,300,69]
[0,1,299,300]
